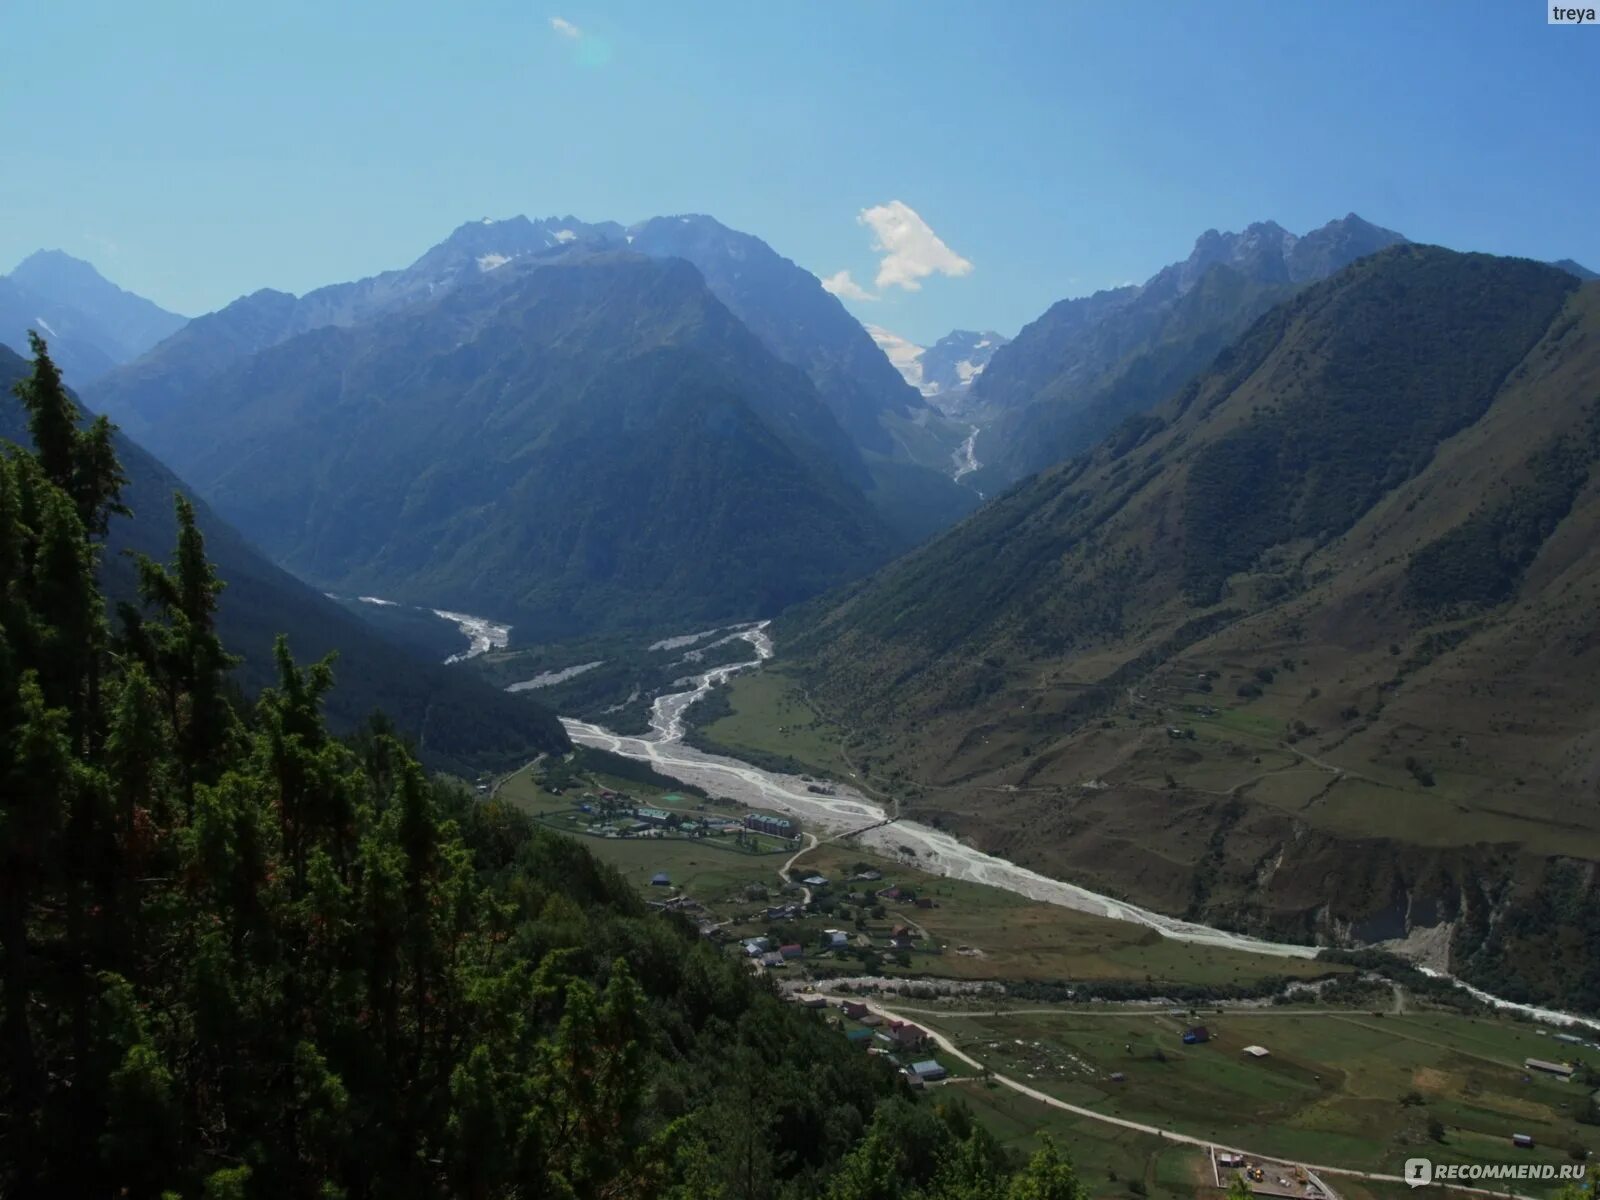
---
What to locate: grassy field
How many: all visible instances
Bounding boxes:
[494,762,797,898]
[499,754,1343,987]
[945,1076,1212,1200]
[793,842,1339,987]
[698,669,856,779]
[1176,691,1600,859]
[916,1007,1597,1189]
[546,834,789,897]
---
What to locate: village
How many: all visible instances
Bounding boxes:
[494,755,1600,1200]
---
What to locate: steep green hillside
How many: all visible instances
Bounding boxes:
[0,386,1080,1198]
[969,215,1405,486]
[95,253,896,640]
[1,341,568,774]
[785,248,1600,1010]
[628,214,980,542]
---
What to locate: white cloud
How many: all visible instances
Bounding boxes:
[549,16,582,38]
[820,269,877,302]
[859,200,972,292]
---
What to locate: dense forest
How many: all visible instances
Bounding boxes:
[0,337,1086,1198]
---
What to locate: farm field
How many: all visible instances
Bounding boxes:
[945,1077,1211,1200]
[914,1006,1598,1190]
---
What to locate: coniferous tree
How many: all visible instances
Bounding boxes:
[0,338,1084,1199]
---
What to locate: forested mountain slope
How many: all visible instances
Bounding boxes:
[0,339,1089,1198]
[786,247,1600,1011]
[628,215,980,541]
[88,215,619,448]
[1,341,567,773]
[94,253,897,639]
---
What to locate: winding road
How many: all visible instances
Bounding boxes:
[842,994,1537,1200]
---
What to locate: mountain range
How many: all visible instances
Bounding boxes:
[782,245,1600,1010]
[9,207,1600,1009]
[867,326,1011,416]
[963,214,1410,487]
[91,247,901,639]
[82,213,987,641]
[0,250,187,385]
[0,342,569,774]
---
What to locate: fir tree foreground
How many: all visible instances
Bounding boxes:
[0,337,1087,1198]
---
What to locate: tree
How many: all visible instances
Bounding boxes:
[0,336,1089,1200]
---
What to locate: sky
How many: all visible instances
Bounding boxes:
[3,0,1597,346]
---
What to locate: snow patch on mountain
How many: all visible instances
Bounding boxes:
[866,325,927,392]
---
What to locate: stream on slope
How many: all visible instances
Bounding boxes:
[553,621,1595,1028]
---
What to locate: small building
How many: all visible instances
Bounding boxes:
[759,951,785,968]
[798,994,828,1009]
[914,897,934,910]
[840,1000,870,1019]
[856,868,883,882]
[901,1068,925,1089]
[844,1028,874,1048]
[1242,1045,1270,1058]
[779,943,804,960]
[649,872,671,887]
[890,1022,929,1049]
[1513,1134,1535,1149]
[745,812,796,838]
[821,929,850,949]
[878,886,902,900]
[802,875,830,889]
[635,807,674,826]
[742,937,771,957]
[1109,1072,1127,1083]
[1525,1058,1574,1078]
[1183,1026,1211,1045]
[1217,1153,1244,1169]
[859,1014,882,1028]
[910,1059,947,1082]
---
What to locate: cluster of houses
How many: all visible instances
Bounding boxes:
[741,926,857,964]
[721,865,939,974]
[791,996,947,1084]
[569,787,776,841]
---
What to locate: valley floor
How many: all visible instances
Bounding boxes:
[498,750,1596,1200]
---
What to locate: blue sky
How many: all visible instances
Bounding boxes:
[3,0,1596,345]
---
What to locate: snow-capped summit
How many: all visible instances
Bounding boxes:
[868,326,1010,413]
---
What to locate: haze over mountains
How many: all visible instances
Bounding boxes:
[0,249,187,385]
[0,342,569,773]
[82,212,987,641]
[868,326,1011,415]
[963,214,1410,487]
